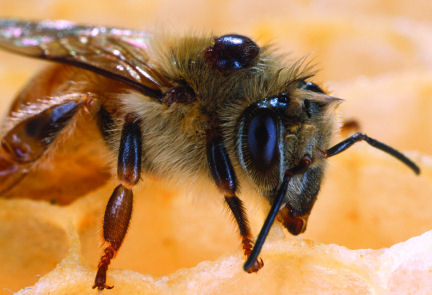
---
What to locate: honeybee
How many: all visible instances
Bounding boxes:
[0,19,420,290]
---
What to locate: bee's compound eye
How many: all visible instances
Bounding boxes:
[204,34,259,73]
[247,109,278,171]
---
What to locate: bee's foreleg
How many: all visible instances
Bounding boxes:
[93,113,142,290]
[206,132,264,273]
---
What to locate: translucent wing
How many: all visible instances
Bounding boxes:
[0,19,171,99]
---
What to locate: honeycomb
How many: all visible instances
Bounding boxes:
[0,1,432,294]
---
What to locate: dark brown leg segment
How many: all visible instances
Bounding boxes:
[94,184,132,290]
[93,113,142,290]
[207,132,263,273]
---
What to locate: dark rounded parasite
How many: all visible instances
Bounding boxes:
[204,34,260,73]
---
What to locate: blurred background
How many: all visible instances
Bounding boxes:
[0,0,431,293]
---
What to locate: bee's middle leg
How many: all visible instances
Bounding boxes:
[93,113,142,290]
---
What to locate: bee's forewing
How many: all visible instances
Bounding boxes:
[0,19,169,99]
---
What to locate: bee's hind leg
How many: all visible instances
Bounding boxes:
[93,113,142,290]
[0,98,87,194]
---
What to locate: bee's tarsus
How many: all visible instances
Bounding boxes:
[93,245,116,290]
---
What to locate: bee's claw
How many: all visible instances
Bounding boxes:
[92,283,114,290]
[245,257,264,273]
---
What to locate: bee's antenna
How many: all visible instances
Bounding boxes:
[325,132,420,175]
[243,155,312,272]
[243,171,288,271]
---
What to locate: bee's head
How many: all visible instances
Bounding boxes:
[235,81,341,233]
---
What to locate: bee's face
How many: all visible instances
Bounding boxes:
[233,80,341,213]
